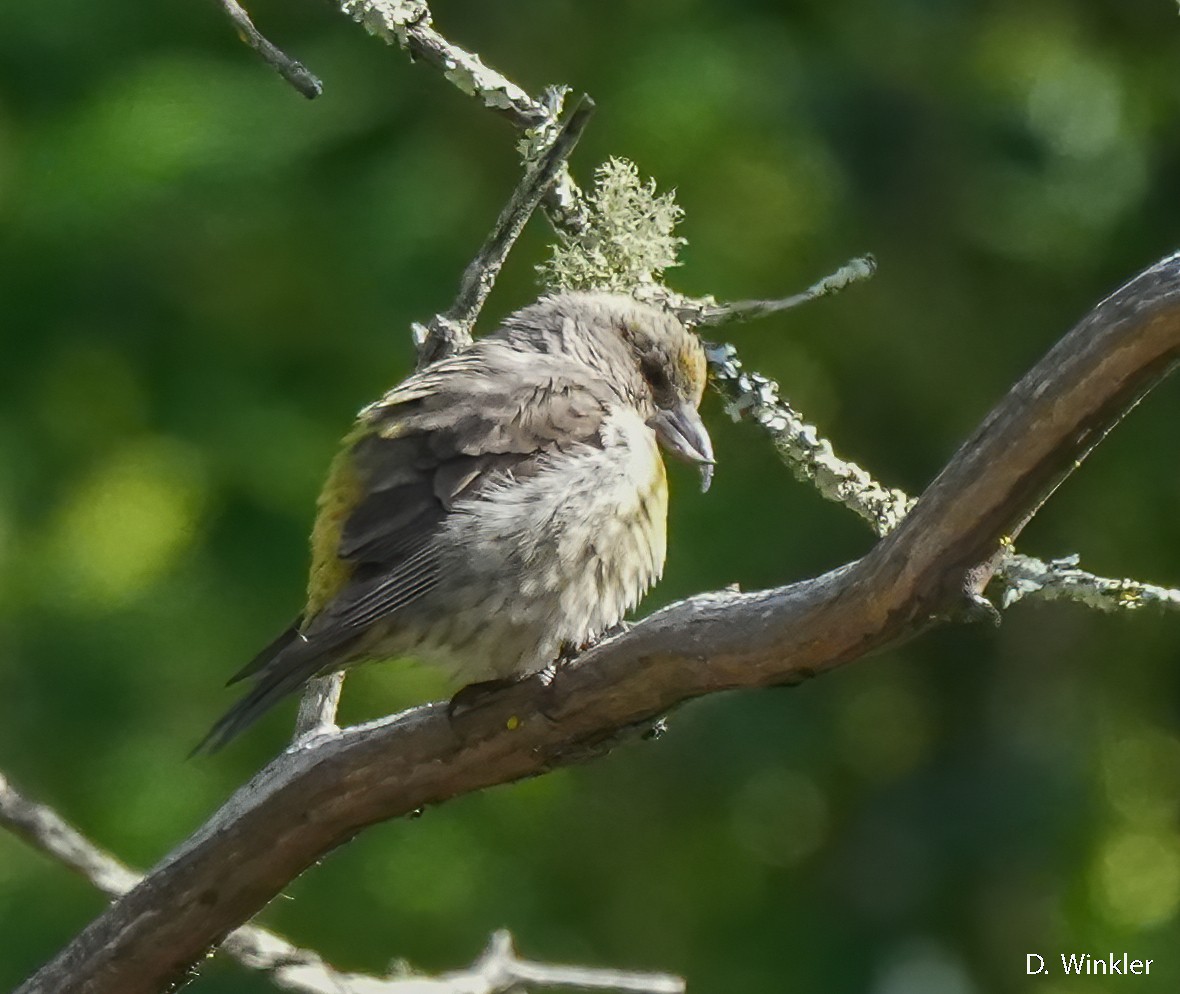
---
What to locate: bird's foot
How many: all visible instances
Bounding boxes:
[552,623,631,671]
[537,625,633,715]
[537,634,590,685]
[599,620,632,641]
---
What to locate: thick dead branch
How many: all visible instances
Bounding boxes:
[17,253,1180,994]
[0,772,681,994]
[872,253,1180,610]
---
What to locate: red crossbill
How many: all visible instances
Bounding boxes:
[197,291,714,751]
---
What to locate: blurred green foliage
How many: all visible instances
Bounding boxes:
[2,1,1179,992]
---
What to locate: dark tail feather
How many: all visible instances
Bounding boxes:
[226,618,304,686]
[192,634,342,756]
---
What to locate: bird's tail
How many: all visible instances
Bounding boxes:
[191,622,346,755]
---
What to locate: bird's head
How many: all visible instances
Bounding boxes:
[612,299,714,492]
[501,291,715,490]
[511,292,711,491]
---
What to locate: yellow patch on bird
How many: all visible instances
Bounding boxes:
[680,343,708,400]
[651,437,669,490]
[305,426,367,622]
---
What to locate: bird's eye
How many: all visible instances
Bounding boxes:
[641,358,671,392]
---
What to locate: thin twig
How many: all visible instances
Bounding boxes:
[292,672,345,741]
[217,0,323,99]
[0,770,682,994]
[416,93,596,366]
[691,255,878,327]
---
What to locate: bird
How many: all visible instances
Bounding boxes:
[195,291,714,752]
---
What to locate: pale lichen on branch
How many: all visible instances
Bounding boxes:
[706,340,917,536]
[998,554,1180,613]
[538,158,686,293]
[339,1,550,128]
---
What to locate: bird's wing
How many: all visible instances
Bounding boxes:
[308,346,618,636]
[222,348,615,694]
[199,350,620,750]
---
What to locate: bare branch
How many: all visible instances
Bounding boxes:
[228,927,686,994]
[0,770,138,898]
[17,253,1180,994]
[0,771,681,994]
[468,931,684,994]
[216,0,323,99]
[227,926,685,994]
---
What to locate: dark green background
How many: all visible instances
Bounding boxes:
[2,1,1179,991]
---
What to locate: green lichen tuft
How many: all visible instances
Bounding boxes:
[538,158,685,292]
